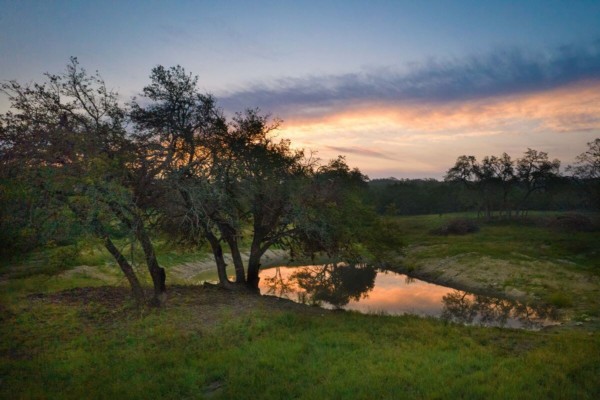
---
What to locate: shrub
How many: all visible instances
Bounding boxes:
[431,218,479,235]
[46,244,80,272]
[548,291,573,308]
[547,213,595,232]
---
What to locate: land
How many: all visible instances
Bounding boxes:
[1,212,599,399]
[394,212,600,330]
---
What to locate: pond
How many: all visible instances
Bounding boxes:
[258,264,560,330]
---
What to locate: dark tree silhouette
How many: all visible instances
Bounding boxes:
[567,138,600,210]
[515,149,560,216]
[0,58,151,304]
[445,148,560,218]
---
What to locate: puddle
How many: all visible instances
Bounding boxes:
[259,264,560,329]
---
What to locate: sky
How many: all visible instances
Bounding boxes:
[1,0,600,178]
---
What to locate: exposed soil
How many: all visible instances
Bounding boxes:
[27,284,328,328]
[166,249,291,282]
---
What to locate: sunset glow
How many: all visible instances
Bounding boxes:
[2,1,600,178]
[258,266,455,315]
[279,80,600,177]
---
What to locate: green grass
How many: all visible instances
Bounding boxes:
[1,211,599,398]
[548,291,574,308]
[1,288,599,400]
[394,212,600,268]
[0,236,210,282]
[391,212,600,322]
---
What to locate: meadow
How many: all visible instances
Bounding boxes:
[1,212,599,399]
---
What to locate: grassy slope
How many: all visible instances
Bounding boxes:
[395,212,600,326]
[1,286,599,400]
[1,212,599,399]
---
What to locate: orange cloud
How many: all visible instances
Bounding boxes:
[276,80,600,177]
[282,79,600,136]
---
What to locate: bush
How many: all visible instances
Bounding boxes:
[431,218,479,235]
[547,213,595,232]
[548,291,573,308]
[45,244,80,272]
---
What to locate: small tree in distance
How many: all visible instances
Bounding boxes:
[445,148,560,218]
[567,138,600,210]
[515,149,560,216]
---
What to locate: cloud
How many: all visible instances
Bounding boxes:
[324,145,397,161]
[214,39,600,179]
[274,80,600,178]
[280,79,600,135]
[219,39,600,117]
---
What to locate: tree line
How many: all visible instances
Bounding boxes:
[0,59,398,306]
[368,140,599,218]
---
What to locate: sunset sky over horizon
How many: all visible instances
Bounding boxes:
[2,0,600,178]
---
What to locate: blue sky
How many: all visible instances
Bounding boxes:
[2,0,600,177]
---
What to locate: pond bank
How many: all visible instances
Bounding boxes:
[258,265,561,329]
[398,245,600,330]
[56,242,598,331]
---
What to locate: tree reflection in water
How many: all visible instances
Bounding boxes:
[262,267,297,299]
[441,290,559,329]
[263,266,560,328]
[263,264,377,308]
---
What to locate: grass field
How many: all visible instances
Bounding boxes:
[394,212,600,328]
[1,212,599,399]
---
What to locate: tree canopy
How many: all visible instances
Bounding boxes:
[1,60,397,302]
[444,148,561,218]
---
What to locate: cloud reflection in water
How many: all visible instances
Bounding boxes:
[260,265,559,329]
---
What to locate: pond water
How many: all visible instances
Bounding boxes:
[258,264,560,330]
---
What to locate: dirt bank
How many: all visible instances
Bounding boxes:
[397,244,600,330]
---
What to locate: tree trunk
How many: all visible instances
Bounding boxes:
[516,189,534,219]
[205,232,232,287]
[85,213,144,304]
[246,240,264,291]
[134,216,166,307]
[503,188,511,219]
[246,256,261,291]
[177,188,233,287]
[224,235,246,284]
[98,228,145,304]
[101,199,166,306]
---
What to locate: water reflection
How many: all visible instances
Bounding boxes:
[441,290,559,329]
[263,264,376,308]
[259,265,560,329]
